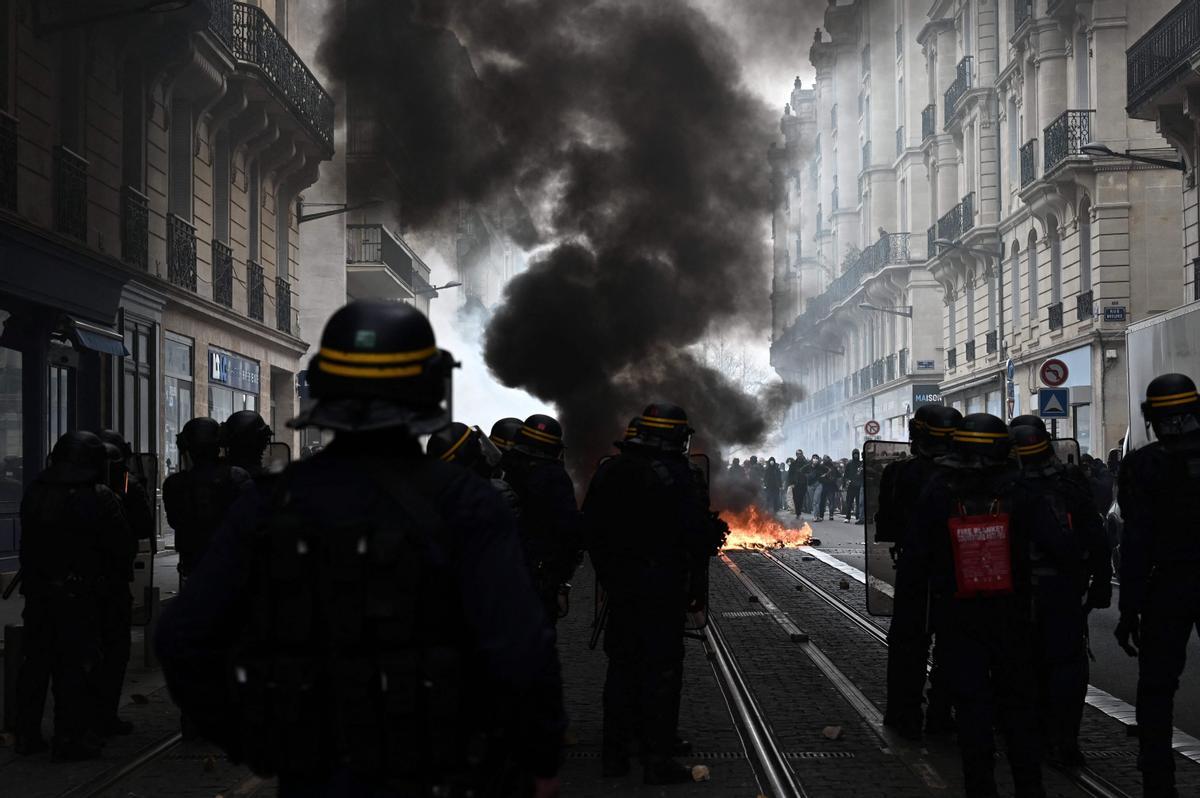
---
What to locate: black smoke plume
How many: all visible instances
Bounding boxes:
[321,0,804,474]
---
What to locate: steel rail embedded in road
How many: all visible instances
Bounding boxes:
[757,549,1134,798]
[704,616,809,798]
[59,732,184,798]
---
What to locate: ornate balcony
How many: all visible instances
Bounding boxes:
[1048,301,1064,330]
[1127,0,1200,113]
[927,225,937,261]
[962,192,975,234]
[1014,0,1033,32]
[275,276,292,333]
[167,214,197,291]
[947,347,957,369]
[120,186,149,271]
[0,112,16,212]
[1076,290,1094,321]
[944,56,973,127]
[937,193,975,243]
[209,1,335,151]
[899,347,909,376]
[54,146,88,242]
[921,104,936,141]
[1043,110,1094,174]
[1020,139,1038,187]
[212,240,234,307]
[247,260,264,321]
[986,330,998,354]
[885,353,896,382]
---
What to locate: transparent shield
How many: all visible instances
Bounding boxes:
[864,440,911,617]
[1052,438,1081,466]
[263,442,292,473]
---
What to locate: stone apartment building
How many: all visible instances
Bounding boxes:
[0,0,333,567]
[772,0,1184,458]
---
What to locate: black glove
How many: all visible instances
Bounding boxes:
[1114,612,1141,658]
[1085,581,1113,612]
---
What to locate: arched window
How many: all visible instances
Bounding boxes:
[1048,215,1062,305]
[1027,230,1039,321]
[1010,241,1021,330]
[1079,197,1093,295]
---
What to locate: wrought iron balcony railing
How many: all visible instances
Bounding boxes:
[1043,110,1094,174]
[937,193,975,243]
[872,359,885,386]
[947,347,957,369]
[275,276,292,333]
[0,112,16,212]
[986,330,998,354]
[927,225,937,261]
[1015,0,1033,32]
[1076,290,1094,321]
[120,186,149,271]
[1020,139,1038,187]
[167,214,197,291]
[886,353,896,382]
[212,240,234,307]
[1127,0,1200,112]
[54,146,88,242]
[209,1,335,150]
[944,56,973,127]
[899,347,909,376]
[247,260,264,322]
[1048,301,1064,330]
[962,191,975,234]
[896,126,905,157]
[921,104,936,141]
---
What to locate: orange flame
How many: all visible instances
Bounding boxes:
[720,505,813,549]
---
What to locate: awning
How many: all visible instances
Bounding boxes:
[68,319,129,357]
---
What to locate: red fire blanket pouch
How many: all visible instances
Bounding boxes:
[948,502,1013,598]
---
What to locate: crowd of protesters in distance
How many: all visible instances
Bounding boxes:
[725,449,865,523]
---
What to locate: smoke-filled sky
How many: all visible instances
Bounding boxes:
[321,0,818,472]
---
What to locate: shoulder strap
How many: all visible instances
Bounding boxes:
[362,458,449,550]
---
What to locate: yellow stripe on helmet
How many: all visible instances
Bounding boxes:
[641,415,688,426]
[489,435,513,450]
[954,430,1008,441]
[1148,392,1200,408]
[1014,441,1051,455]
[439,427,473,462]
[319,345,437,365]
[316,360,423,379]
[520,425,562,445]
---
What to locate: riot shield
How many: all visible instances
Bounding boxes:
[263,442,292,473]
[864,440,911,616]
[1052,438,1081,466]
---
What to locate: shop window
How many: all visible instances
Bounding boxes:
[163,334,193,474]
[207,348,260,424]
[0,344,22,494]
[120,316,154,455]
[47,364,73,451]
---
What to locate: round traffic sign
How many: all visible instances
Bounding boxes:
[864,420,881,436]
[1039,358,1069,388]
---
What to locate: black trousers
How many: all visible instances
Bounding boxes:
[1032,578,1088,754]
[603,594,685,761]
[790,484,805,517]
[843,485,861,518]
[16,591,99,742]
[93,586,133,726]
[1136,575,1200,791]
[885,554,935,727]
[941,598,1043,798]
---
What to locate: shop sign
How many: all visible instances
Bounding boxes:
[916,359,936,370]
[209,349,260,393]
[912,383,943,408]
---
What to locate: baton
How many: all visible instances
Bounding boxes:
[2,568,22,600]
[588,594,609,650]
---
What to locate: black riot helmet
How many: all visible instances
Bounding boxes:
[513,414,565,460]
[221,410,272,457]
[489,417,523,451]
[952,413,1011,463]
[910,404,961,456]
[623,416,642,441]
[427,422,503,478]
[290,300,456,435]
[1010,414,1047,433]
[101,442,127,491]
[50,431,107,484]
[629,403,694,452]
[97,429,133,460]
[1011,423,1056,472]
[1140,373,1200,441]
[177,417,222,464]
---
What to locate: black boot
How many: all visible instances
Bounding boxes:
[643,757,693,785]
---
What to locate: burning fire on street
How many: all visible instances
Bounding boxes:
[720,505,813,549]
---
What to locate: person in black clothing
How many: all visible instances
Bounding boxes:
[764,457,782,513]
[912,413,1050,798]
[162,418,252,579]
[503,414,584,624]
[585,403,722,784]
[91,431,155,736]
[786,451,807,518]
[15,432,130,760]
[428,421,522,526]
[842,449,863,522]
[815,455,840,521]
[155,300,565,798]
[220,409,277,483]
[1011,424,1112,766]
[1115,373,1200,798]
[875,404,961,738]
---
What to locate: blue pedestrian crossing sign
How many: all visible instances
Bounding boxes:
[1038,387,1070,419]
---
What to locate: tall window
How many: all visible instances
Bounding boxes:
[1027,231,1039,321]
[58,32,85,151]
[1079,198,1093,294]
[163,334,193,474]
[121,61,145,190]
[213,132,231,243]
[988,266,998,334]
[1011,242,1021,330]
[249,161,261,261]
[1075,29,1090,107]
[121,315,154,454]
[948,296,958,351]
[966,280,976,342]
[1049,217,1062,304]
[169,99,193,219]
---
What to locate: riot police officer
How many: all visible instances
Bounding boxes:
[92,433,155,736]
[15,432,129,760]
[1115,373,1200,798]
[876,403,961,738]
[912,414,1048,798]
[428,421,522,522]
[584,403,721,784]
[162,418,252,579]
[155,300,565,797]
[220,410,274,480]
[1011,423,1111,766]
[490,417,523,454]
[503,414,584,623]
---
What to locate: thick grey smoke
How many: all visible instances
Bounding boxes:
[321,0,805,473]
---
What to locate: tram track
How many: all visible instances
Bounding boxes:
[58,732,183,798]
[755,548,1133,798]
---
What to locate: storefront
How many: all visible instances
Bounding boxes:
[207,347,261,423]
